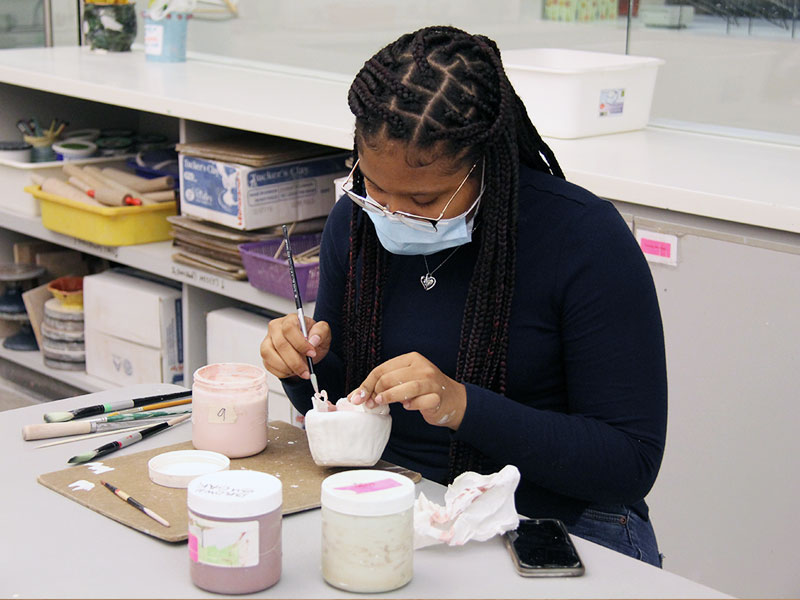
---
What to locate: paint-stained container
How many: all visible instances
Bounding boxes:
[192,363,268,458]
[188,470,282,594]
[320,470,415,592]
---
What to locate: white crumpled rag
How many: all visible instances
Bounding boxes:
[414,464,521,549]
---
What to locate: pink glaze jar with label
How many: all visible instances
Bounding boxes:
[192,363,268,458]
[188,469,282,594]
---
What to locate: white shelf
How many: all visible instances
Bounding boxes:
[0,206,303,316]
[0,342,112,393]
[0,47,799,235]
[0,46,354,150]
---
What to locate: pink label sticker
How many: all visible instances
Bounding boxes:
[335,478,402,494]
[188,533,198,562]
[640,238,671,258]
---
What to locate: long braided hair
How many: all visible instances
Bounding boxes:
[345,26,564,482]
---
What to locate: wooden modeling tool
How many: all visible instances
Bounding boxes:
[100,481,170,527]
[282,224,319,395]
[43,389,191,423]
[67,414,191,465]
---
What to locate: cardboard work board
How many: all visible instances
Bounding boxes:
[38,420,420,543]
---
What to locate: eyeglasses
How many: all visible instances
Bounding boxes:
[341,157,482,232]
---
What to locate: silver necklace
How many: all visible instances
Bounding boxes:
[420,246,461,291]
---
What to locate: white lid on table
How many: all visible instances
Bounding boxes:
[148,449,229,488]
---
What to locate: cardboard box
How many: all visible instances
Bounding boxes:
[206,307,302,428]
[179,152,349,230]
[84,271,183,385]
[85,329,169,385]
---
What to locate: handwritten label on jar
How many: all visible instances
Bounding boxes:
[207,402,238,424]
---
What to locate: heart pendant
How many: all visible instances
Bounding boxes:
[420,273,436,291]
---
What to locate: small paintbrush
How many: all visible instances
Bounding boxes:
[67,414,191,465]
[104,398,191,418]
[282,224,319,395]
[100,481,170,527]
[87,408,191,424]
[44,390,191,423]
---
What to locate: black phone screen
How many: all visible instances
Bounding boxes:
[510,518,582,569]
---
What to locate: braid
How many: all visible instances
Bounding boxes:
[345,26,564,483]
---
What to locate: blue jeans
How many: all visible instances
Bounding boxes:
[567,507,663,568]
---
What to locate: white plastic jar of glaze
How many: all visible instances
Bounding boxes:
[320,470,416,593]
[187,470,282,594]
[192,363,268,458]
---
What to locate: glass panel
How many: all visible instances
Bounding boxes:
[0,0,80,49]
[629,0,800,138]
[130,0,630,76]
[0,0,46,48]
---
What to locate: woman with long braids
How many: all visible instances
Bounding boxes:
[261,26,667,566]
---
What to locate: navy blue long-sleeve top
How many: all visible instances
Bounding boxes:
[282,164,667,524]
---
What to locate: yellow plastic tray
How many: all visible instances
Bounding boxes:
[25,185,177,247]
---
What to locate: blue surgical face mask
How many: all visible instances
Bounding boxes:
[366,186,483,255]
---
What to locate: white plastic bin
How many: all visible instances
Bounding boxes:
[0,155,132,217]
[503,48,664,139]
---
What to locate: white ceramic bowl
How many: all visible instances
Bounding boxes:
[305,409,391,467]
[53,140,97,160]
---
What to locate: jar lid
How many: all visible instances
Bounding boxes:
[148,449,230,488]
[95,136,133,149]
[0,141,32,151]
[321,470,416,517]
[193,363,267,390]
[188,470,282,518]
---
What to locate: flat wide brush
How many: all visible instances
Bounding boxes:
[67,414,191,465]
[44,390,191,423]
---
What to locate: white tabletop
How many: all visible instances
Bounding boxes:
[1,384,730,599]
[0,46,799,235]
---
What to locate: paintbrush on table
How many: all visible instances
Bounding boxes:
[67,414,191,465]
[100,481,170,527]
[104,398,191,418]
[43,390,191,423]
[22,414,187,441]
[282,224,319,395]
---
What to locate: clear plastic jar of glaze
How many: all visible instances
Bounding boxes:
[188,470,282,594]
[192,363,268,458]
[320,470,416,593]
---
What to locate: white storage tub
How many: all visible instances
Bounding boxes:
[0,155,132,217]
[503,48,664,139]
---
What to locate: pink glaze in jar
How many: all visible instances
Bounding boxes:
[188,470,282,594]
[192,363,268,458]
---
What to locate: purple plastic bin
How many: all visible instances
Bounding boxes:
[239,233,322,301]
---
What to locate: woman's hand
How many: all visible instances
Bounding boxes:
[260,314,331,380]
[348,352,467,429]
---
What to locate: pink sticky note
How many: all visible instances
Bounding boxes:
[640,238,671,258]
[188,533,199,562]
[335,478,402,494]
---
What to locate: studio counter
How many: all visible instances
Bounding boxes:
[1,384,730,599]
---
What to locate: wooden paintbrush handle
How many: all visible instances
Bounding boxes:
[22,421,93,440]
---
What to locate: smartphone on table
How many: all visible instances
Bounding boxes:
[504,518,585,577]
